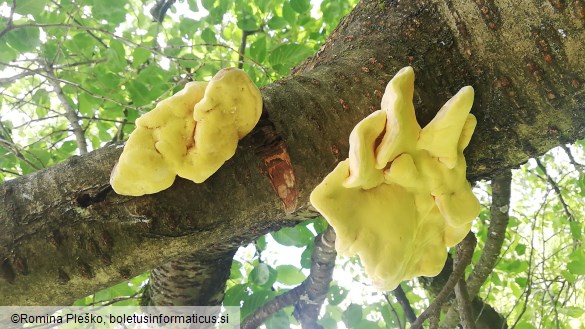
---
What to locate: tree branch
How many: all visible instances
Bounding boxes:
[441,170,512,327]
[242,226,336,329]
[150,0,177,22]
[141,247,237,306]
[391,285,417,324]
[411,232,476,329]
[454,278,476,329]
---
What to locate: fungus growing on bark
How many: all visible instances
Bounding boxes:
[310,66,480,290]
[110,68,262,196]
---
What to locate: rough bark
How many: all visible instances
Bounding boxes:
[1,0,585,305]
[140,248,237,306]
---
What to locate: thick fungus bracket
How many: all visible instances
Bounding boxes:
[110,68,262,196]
[310,66,480,290]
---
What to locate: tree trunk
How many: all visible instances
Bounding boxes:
[1,0,584,305]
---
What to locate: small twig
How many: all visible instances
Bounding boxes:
[0,59,105,86]
[411,232,476,329]
[238,29,262,69]
[0,168,21,176]
[383,294,403,329]
[45,68,88,155]
[0,0,16,39]
[535,158,574,222]
[391,285,417,323]
[560,144,584,173]
[49,0,109,48]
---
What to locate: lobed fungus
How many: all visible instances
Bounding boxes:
[310,66,480,290]
[110,68,262,196]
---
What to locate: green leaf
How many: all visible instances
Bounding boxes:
[290,0,310,14]
[78,92,95,116]
[230,260,243,280]
[567,249,585,275]
[265,310,292,329]
[267,16,288,29]
[311,218,328,234]
[559,306,585,318]
[255,236,267,251]
[268,43,313,75]
[300,242,314,269]
[0,39,18,62]
[15,0,46,16]
[324,304,343,321]
[97,121,112,142]
[187,0,198,11]
[105,40,126,73]
[282,1,297,25]
[237,12,259,31]
[276,265,306,285]
[569,221,582,241]
[250,263,271,286]
[32,89,50,109]
[328,285,349,306]
[255,0,271,13]
[515,277,527,288]
[57,141,77,157]
[342,304,363,328]
[5,26,40,52]
[71,33,94,52]
[179,18,199,36]
[201,27,216,44]
[271,225,314,247]
[249,36,266,63]
[578,174,585,196]
[561,270,576,284]
[242,289,274,319]
[514,323,537,329]
[126,80,150,106]
[567,260,585,275]
[92,0,127,26]
[177,53,199,69]
[503,259,529,273]
[321,0,341,24]
[224,284,248,307]
[515,243,526,256]
[201,0,215,10]
[132,48,151,68]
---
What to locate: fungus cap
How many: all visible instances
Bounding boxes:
[310,66,480,290]
[110,68,262,195]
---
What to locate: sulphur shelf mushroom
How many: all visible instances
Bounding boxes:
[110,68,262,196]
[310,66,480,290]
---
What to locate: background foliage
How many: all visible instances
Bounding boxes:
[0,0,584,327]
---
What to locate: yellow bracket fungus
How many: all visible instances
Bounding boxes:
[110,68,262,196]
[310,66,480,290]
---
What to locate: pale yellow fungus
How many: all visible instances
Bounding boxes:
[375,66,421,169]
[110,68,262,196]
[310,66,480,290]
[343,110,386,189]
